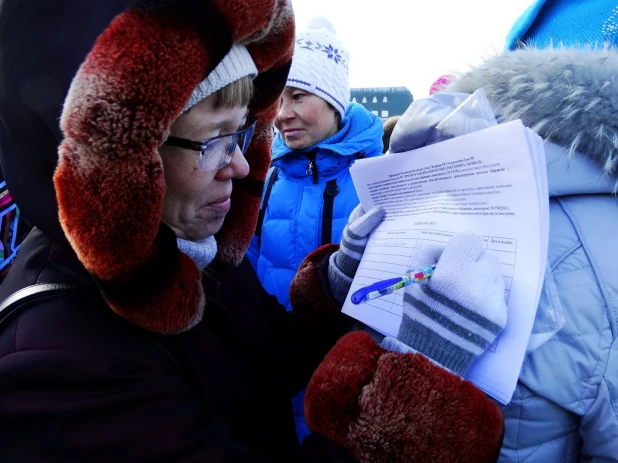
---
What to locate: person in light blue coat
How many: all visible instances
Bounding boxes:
[247,18,383,443]
[389,1,618,460]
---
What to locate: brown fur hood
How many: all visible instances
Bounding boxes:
[0,0,295,335]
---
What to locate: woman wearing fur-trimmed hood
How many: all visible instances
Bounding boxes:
[390,1,618,460]
[0,1,506,461]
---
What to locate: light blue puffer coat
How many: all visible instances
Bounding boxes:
[391,47,618,462]
[247,102,383,310]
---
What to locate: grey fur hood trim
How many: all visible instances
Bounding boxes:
[449,47,618,175]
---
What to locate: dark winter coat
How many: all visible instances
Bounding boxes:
[0,227,354,462]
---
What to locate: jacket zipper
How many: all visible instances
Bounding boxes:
[306,151,318,184]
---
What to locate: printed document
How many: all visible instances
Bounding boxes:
[345,120,548,404]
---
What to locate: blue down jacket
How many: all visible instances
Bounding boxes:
[391,47,618,462]
[247,102,383,310]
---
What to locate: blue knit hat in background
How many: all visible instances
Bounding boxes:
[505,0,618,50]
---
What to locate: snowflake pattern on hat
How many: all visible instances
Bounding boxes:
[288,25,350,118]
[602,6,618,45]
[296,38,348,69]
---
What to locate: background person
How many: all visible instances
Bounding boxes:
[389,0,618,460]
[381,115,401,153]
[247,18,384,441]
[248,18,384,312]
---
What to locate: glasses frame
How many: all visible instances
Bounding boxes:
[163,118,257,171]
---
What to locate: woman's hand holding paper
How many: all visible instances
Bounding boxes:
[327,204,384,304]
[392,231,508,376]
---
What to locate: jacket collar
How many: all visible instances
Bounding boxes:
[272,102,383,161]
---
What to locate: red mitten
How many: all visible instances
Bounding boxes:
[290,244,342,322]
[305,332,504,463]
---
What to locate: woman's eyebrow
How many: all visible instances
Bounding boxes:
[217,109,249,127]
[217,110,249,126]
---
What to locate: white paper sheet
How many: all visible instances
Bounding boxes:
[345,120,548,404]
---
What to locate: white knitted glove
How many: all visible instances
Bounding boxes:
[328,205,384,304]
[397,231,507,376]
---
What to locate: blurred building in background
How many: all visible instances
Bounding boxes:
[351,86,413,120]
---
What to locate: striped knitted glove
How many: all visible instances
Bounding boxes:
[328,205,384,304]
[397,232,507,376]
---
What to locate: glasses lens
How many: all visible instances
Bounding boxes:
[217,140,236,169]
[197,137,229,171]
[195,120,256,171]
[239,121,256,154]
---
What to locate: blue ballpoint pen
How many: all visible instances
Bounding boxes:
[350,264,437,305]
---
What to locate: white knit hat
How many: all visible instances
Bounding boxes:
[183,44,258,111]
[287,17,350,119]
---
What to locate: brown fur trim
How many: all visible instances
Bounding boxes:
[215,2,295,266]
[289,244,341,320]
[97,225,205,335]
[55,9,208,335]
[215,45,295,265]
[104,251,204,335]
[305,332,386,446]
[54,2,295,334]
[306,332,504,463]
[56,10,208,276]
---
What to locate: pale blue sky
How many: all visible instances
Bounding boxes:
[291,0,534,99]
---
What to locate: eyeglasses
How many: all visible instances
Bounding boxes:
[163,118,256,171]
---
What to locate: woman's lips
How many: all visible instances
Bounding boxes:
[207,196,231,213]
[284,129,302,138]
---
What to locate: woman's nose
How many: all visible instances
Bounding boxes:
[217,144,249,180]
[277,100,295,122]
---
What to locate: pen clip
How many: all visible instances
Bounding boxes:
[350,277,403,305]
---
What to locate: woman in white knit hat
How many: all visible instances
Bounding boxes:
[248,18,383,309]
[247,17,385,442]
